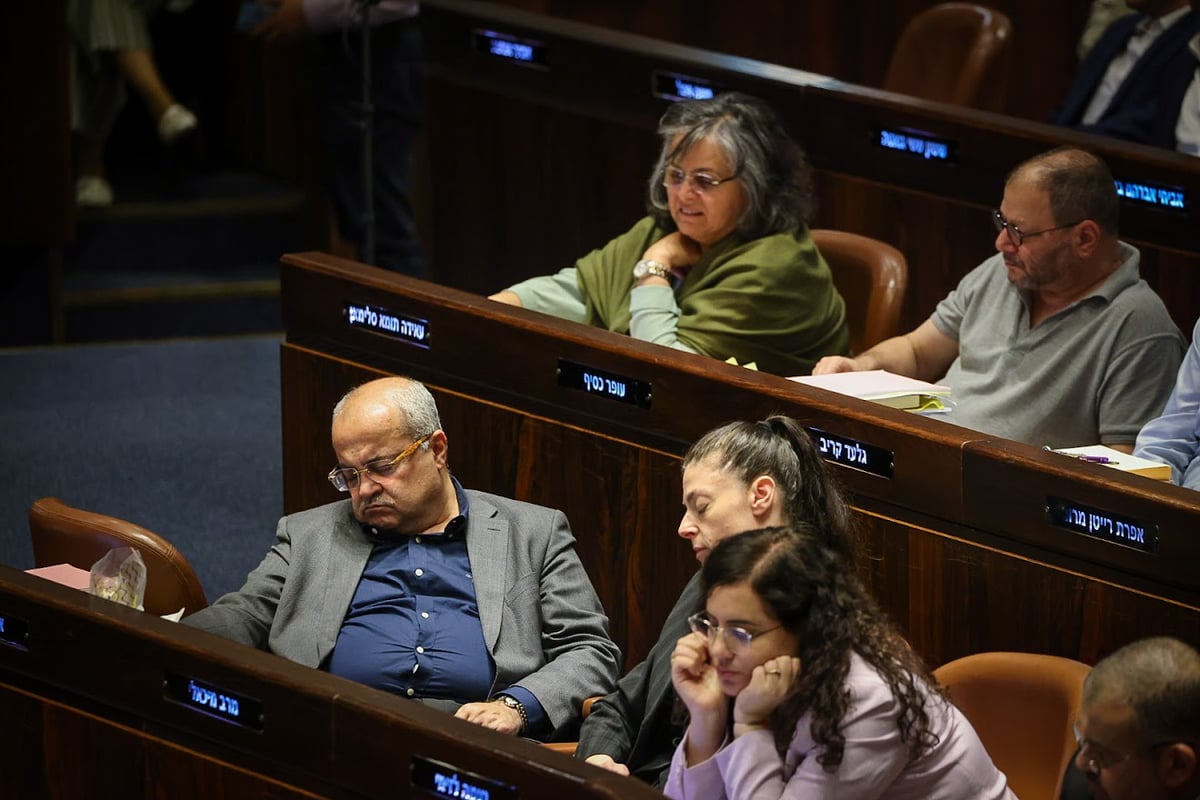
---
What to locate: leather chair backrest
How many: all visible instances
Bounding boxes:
[883,3,1014,111]
[934,651,1091,800]
[28,496,208,617]
[811,229,909,356]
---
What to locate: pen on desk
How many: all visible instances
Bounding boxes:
[1041,446,1113,464]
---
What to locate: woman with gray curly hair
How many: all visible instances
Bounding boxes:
[490,92,847,376]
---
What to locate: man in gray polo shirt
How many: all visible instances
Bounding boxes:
[813,146,1185,450]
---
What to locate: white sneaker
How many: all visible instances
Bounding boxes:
[158,104,197,143]
[76,176,114,207]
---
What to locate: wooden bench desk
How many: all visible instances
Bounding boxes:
[0,566,661,799]
[279,253,1200,670]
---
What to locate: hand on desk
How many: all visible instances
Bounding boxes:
[812,355,862,375]
[584,754,631,776]
[455,699,524,735]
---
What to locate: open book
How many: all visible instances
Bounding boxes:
[1049,445,1173,481]
[788,370,952,413]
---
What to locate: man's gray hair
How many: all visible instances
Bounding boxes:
[1084,636,1200,745]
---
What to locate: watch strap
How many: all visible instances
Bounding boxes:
[496,693,528,732]
[634,259,670,280]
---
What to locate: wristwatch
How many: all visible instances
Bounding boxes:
[633,259,670,281]
[496,694,528,733]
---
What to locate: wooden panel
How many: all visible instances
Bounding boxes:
[853,507,1200,668]
[425,85,652,292]
[0,568,665,800]
[962,438,1200,600]
[479,0,1094,122]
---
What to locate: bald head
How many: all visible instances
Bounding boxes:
[1007,147,1120,237]
[332,377,442,440]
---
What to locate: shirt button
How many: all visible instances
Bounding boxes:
[415,536,422,544]
[406,688,414,697]
[415,568,424,577]
[370,527,379,535]
[412,664,420,674]
[421,611,429,619]
[416,646,425,654]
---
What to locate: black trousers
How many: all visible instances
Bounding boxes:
[318,17,424,277]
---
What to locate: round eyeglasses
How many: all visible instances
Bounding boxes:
[992,209,1085,247]
[664,166,739,194]
[327,433,433,492]
[687,611,781,653]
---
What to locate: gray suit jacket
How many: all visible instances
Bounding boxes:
[184,491,621,735]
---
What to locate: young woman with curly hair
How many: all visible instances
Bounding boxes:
[666,525,1015,799]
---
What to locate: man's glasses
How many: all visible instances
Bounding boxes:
[327,433,433,492]
[687,611,781,653]
[1072,719,1176,775]
[992,209,1085,247]
[664,166,739,194]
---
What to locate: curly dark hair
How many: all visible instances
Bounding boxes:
[700,525,943,768]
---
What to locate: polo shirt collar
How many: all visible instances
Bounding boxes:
[1089,241,1141,303]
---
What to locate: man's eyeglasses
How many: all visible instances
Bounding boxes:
[664,166,739,194]
[993,209,1086,247]
[1072,719,1176,775]
[327,433,433,492]
[687,611,781,653]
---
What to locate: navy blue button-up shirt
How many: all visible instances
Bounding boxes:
[326,480,545,730]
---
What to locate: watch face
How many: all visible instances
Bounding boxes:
[634,260,665,280]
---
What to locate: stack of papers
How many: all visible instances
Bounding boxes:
[1049,445,1172,481]
[788,370,952,413]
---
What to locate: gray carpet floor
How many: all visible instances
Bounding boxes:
[0,335,284,601]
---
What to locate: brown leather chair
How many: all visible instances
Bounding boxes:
[812,229,909,355]
[542,696,603,756]
[28,496,208,616]
[934,651,1091,800]
[883,3,1013,111]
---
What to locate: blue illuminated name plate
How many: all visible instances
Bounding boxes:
[874,127,957,163]
[1114,179,1187,211]
[557,359,651,409]
[163,671,264,731]
[473,29,548,68]
[345,303,431,349]
[1046,496,1158,553]
[0,611,30,650]
[412,755,516,800]
[652,70,719,102]
[806,427,894,479]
